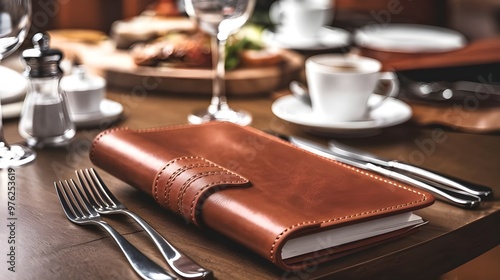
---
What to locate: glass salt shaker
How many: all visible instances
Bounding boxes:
[18,33,75,147]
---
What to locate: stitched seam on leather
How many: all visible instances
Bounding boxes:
[90,127,128,161]
[127,124,427,262]
[129,124,426,199]
[267,154,430,262]
[187,161,248,222]
[177,171,232,215]
[252,127,429,201]
[269,195,428,262]
[339,162,427,197]
[137,124,427,201]
[153,156,203,204]
[164,163,216,208]
[136,122,219,133]
[212,126,421,192]
[189,179,248,224]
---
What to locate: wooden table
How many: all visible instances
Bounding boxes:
[1,85,499,279]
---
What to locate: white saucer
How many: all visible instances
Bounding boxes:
[0,66,27,103]
[272,95,412,137]
[2,99,124,128]
[71,99,124,128]
[354,24,466,53]
[262,26,351,50]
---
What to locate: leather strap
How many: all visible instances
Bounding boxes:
[153,156,250,225]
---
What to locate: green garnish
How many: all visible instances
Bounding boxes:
[225,25,264,70]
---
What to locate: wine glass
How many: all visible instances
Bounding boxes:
[0,0,36,167]
[184,0,256,125]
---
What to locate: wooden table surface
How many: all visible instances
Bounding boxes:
[1,84,499,279]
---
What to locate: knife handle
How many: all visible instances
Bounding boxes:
[389,161,493,198]
[368,164,481,209]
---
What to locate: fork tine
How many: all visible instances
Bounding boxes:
[76,169,105,209]
[55,181,78,220]
[62,180,88,218]
[73,169,212,278]
[56,179,178,280]
[64,179,92,218]
[88,168,119,206]
[68,179,100,217]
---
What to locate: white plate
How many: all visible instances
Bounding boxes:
[354,24,466,53]
[272,95,412,137]
[0,66,27,103]
[71,99,123,128]
[262,26,351,50]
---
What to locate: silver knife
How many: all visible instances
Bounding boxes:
[328,140,493,198]
[276,134,481,209]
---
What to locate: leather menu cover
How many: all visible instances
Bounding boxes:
[90,122,434,270]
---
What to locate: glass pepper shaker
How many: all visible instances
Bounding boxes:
[18,32,75,148]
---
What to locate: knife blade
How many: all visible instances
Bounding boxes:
[273,133,481,209]
[328,140,493,198]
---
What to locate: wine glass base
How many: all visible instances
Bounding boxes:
[0,144,36,168]
[188,107,252,126]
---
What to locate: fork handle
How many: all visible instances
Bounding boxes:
[123,210,213,279]
[97,221,177,280]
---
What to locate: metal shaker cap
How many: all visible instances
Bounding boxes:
[22,32,64,78]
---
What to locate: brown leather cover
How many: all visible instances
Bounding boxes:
[90,122,435,270]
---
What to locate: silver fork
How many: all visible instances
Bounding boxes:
[54,179,177,280]
[76,168,213,280]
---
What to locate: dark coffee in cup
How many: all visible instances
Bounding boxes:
[316,61,371,73]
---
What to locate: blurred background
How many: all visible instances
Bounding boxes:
[27,1,499,279]
[31,0,500,40]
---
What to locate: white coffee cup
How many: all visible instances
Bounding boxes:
[61,67,106,115]
[305,54,399,122]
[270,0,334,38]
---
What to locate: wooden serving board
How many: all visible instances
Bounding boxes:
[52,39,304,96]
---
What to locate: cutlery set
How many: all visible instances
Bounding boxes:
[55,168,212,280]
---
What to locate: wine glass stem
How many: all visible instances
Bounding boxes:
[208,35,229,113]
[0,97,11,149]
